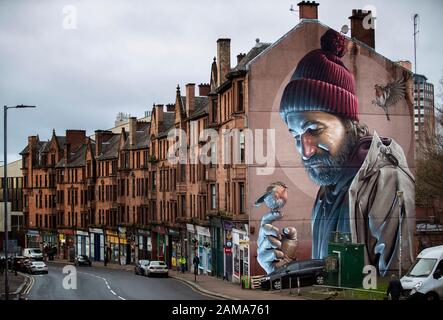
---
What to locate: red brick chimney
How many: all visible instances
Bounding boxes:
[65,130,86,164]
[186,83,195,116]
[95,130,114,156]
[349,9,375,49]
[155,104,164,126]
[198,83,210,96]
[166,104,175,112]
[129,117,137,146]
[297,1,319,20]
[216,38,231,86]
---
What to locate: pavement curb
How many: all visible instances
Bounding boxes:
[170,275,239,300]
[49,260,133,272]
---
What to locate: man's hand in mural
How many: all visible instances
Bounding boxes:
[257,211,298,274]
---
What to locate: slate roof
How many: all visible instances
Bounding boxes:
[122,122,151,150]
[179,96,209,120]
[97,134,121,160]
[157,112,176,138]
[55,144,89,168]
[229,42,271,75]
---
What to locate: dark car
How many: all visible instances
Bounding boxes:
[134,260,150,276]
[13,256,32,272]
[74,255,92,266]
[260,259,326,290]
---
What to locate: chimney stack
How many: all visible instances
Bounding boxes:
[129,117,137,146]
[166,104,175,112]
[198,83,210,96]
[186,83,196,116]
[349,9,375,49]
[216,38,231,86]
[237,53,246,65]
[297,1,319,20]
[95,130,114,156]
[155,104,164,125]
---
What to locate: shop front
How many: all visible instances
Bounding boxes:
[89,228,104,261]
[152,225,166,261]
[57,229,75,261]
[26,229,41,249]
[137,229,151,261]
[232,225,249,284]
[196,225,212,275]
[210,217,225,279]
[186,223,197,273]
[105,230,119,263]
[168,228,181,270]
[76,230,89,257]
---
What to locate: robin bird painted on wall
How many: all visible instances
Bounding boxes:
[372,77,406,121]
[254,181,288,213]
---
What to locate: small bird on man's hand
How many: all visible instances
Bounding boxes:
[254,181,288,213]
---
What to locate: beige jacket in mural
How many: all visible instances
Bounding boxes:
[349,131,415,276]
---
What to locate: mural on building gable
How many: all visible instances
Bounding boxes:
[257,29,415,276]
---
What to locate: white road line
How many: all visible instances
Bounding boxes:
[110,290,117,295]
[78,271,126,300]
[107,285,111,290]
[118,296,126,300]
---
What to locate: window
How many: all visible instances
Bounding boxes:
[210,184,217,210]
[237,81,244,111]
[239,182,245,214]
[239,130,245,164]
[212,98,218,123]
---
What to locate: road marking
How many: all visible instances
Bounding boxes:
[77,270,126,300]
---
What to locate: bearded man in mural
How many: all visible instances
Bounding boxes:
[257,29,415,276]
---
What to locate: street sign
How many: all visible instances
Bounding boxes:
[224,247,232,254]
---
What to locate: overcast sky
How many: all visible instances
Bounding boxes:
[0,0,442,163]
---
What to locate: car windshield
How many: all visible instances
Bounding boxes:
[151,261,165,266]
[31,249,42,254]
[33,262,45,266]
[406,258,437,277]
[139,260,149,265]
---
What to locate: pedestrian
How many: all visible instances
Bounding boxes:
[387,274,403,300]
[192,254,200,275]
[179,256,186,273]
[0,257,5,275]
[104,253,108,267]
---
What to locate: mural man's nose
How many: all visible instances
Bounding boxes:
[301,134,317,159]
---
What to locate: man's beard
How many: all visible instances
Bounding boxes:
[303,133,357,186]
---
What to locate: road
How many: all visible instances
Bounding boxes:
[24,262,212,300]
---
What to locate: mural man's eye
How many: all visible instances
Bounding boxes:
[306,128,323,136]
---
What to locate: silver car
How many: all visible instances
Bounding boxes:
[27,261,48,274]
[145,261,169,277]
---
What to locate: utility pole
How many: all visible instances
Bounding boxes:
[397,191,404,278]
[413,14,419,76]
[3,104,36,300]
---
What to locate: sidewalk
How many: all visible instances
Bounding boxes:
[50,258,134,272]
[0,271,28,300]
[170,271,305,300]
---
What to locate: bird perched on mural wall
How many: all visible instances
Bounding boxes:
[372,77,406,121]
[254,181,288,212]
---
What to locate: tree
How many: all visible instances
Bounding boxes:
[415,73,443,211]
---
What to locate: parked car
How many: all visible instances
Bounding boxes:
[260,259,326,290]
[23,248,43,261]
[401,245,443,300]
[12,256,31,272]
[74,255,92,266]
[135,260,150,276]
[145,261,169,277]
[26,261,48,274]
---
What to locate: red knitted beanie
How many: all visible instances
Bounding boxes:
[280,29,359,121]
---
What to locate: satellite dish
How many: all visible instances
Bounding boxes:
[340,24,349,34]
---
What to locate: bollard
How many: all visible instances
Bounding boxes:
[297,277,300,296]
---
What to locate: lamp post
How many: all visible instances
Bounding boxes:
[3,104,36,300]
[397,191,404,278]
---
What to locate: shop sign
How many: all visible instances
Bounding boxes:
[196,226,211,237]
[168,229,180,238]
[76,230,89,236]
[186,224,195,233]
[137,229,150,236]
[27,230,40,236]
[224,247,232,254]
[153,225,166,234]
[89,228,103,234]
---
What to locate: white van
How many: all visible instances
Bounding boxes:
[23,248,44,261]
[401,245,443,300]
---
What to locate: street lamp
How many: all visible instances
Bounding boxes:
[3,104,36,300]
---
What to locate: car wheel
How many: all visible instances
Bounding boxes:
[315,274,325,285]
[273,280,281,290]
[424,292,439,301]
